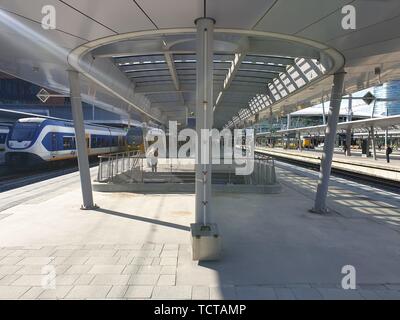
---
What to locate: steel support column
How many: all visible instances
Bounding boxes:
[371,126,377,160]
[346,94,352,156]
[195,17,215,225]
[287,114,291,130]
[313,69,346,213]
[385,105,389,149]
[68,70,96,210]
[269,106,273,134]
[298,132,302,151]
[286,114,291,149]
[321,96,326,125]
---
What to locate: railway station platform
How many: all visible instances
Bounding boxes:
[1,164,400,300]
[256,147,400,184]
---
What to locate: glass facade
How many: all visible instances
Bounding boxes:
[0,76,122,121]
[373,80,400,117]
[255,80,400,133]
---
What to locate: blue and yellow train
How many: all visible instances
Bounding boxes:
[5,118,128,166]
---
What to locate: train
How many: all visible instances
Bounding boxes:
[5,118,128,166]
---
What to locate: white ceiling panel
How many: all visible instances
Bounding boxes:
[0,10,86,56]
[297,0,400,44]
[254,0,350,34]
[63,0,155,33]
[329,16,400,54]
[135,0,276,29]
[0,0,113,40]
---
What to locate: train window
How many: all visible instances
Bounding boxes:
[51,133,57,151]
[63,137,75,150]
[10,122,39,141]
[0,133,7,144]
[91,136,98,148]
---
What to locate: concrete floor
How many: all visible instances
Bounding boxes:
[1,164,400,299]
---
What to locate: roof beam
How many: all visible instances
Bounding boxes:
[164,52,180,92]
[92,39,164,58]
[292,62,309,84]
[239,64,286,73]
[277,76,290,95]
[214,39,250,110]
[285,71,299,90]
[164,51,185,106]
[248,39,320,60]
[306,59,324,77]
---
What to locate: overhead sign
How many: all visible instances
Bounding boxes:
[37,88,69,103]
[36,88,50,103]
[362,91,376,105]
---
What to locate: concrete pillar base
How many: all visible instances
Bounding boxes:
[191,223,221,261]
[80,204,99,211]
[309,208,330,215]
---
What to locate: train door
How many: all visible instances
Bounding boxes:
[86,134,90,155]
[50,132,58,159]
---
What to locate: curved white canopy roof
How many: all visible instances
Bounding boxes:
[0,1,400,128]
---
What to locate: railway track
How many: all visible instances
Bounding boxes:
[255,151,400,193]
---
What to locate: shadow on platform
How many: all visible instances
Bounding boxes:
[95,207,191,232]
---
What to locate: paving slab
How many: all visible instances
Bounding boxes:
[0,286,30,299]
[152,286,192,300]
[91,274,130,286]
[66,285,112,299]
[107,285,128,299]
[128,274,159,286]
[125,286,154,299]
[157,275,176,286]
[235,286,277,300]
[88,265,125,274]
[39,286,73,300]
[192,286,210,300]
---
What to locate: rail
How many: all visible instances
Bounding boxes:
[97,151,142,182]
[245,155,277,185]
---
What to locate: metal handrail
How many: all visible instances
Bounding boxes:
[97,151,142,182]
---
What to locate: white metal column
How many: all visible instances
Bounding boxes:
[321,96,326,125]
[68,70,96,210]
[195,17,215,225]
[346,94,352,156]
[313,69,346,213]
[298,132,302,151]
[286,114,291,149]
[385,104,389,149]
[371,126,377,160]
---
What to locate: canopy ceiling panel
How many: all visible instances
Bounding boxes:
[63,0,155,33]
[0,1,399,128]
[135,0,277,29]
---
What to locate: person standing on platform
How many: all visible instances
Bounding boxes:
[386,145,392,163]
[151,150,159,173]
[147,146,159,173]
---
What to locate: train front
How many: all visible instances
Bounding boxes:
[5,118,46,166]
